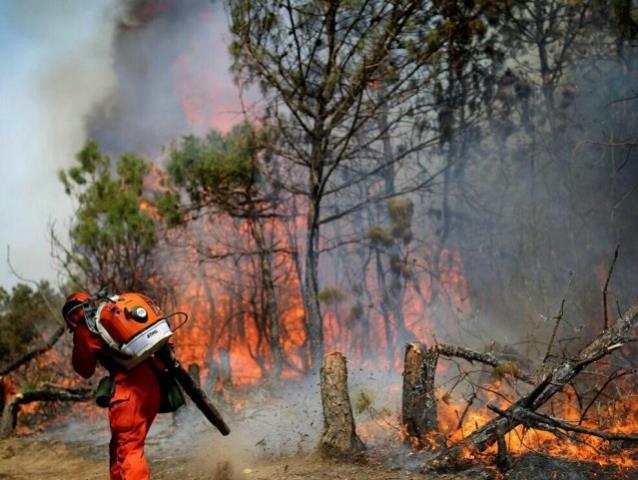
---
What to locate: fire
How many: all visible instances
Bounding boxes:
[167,215,309,386]
[431,372,638,468]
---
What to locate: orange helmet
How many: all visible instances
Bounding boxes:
[62,292,92,331]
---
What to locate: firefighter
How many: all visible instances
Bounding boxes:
[62,292,162,480]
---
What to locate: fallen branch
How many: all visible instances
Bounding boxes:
[603,245,620,329]
[0,385,93,438]
[434,344,535,385]
[0,325,66,376]
[457,391,477,430]
[429,302,638,468]
[488,404,638,443]
[495,424,511,471]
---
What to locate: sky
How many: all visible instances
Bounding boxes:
[0,0,243,291]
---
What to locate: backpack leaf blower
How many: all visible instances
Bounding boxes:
[83,290,231,436]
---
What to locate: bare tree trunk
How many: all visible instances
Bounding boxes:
[402,342,439,447]
[205,359,219,392]
[219,348,232,388]
[304,195,324,371]
[375,250,395,366]
[319,352,365,457]
[377,101,411,347]
[250,218,283,381]
[195,220,218,365]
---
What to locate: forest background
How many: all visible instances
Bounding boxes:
[1,0,637,392]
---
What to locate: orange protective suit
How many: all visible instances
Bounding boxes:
[73,322,161,480]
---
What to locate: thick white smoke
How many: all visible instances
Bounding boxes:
[0,0,125,289]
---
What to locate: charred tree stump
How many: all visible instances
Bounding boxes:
[319,352,365,457]
[0,385,92,438]
[402,342,439,448]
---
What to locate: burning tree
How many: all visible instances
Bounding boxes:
[227,0,461,369]
[161,123,302,381]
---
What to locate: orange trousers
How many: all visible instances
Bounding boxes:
[108,362,161,480]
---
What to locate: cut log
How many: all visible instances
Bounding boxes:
[429,302,638,469]
[319,352,365,457]
[402,342,439,447]
[0,385,93,438]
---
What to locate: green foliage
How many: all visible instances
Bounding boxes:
[155,190,183,228]
[58,141,159,293]
[166,122,264,216]
[368,198,415,249]
[345,303,365,326]
[0,282,62,365]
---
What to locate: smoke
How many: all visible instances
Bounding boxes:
[441,57,638,354]
[88,0,244,157]
[42,378,325,474]
[0,0,123,289]
[41,368,408,474]
[0,0,246,290]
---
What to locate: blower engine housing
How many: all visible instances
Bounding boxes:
[89,293,173,369]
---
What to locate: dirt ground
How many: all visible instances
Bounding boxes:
[4,435,638,479]
[0,436,478,480]
[1,402,634,480]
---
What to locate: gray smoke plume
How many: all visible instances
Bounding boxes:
[88,0,243,157]
[0,0,123,289]
[0,0,243,290]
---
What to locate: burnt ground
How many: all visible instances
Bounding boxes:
[1,435,638,480]
[0,436,473,480]
[1,391,638,480]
